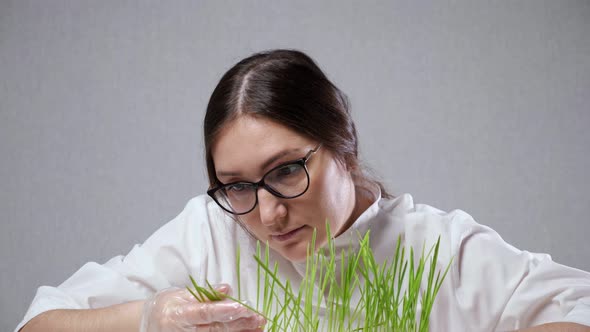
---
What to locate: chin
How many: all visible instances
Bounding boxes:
[276,244,309,263]
[279,234,332,263]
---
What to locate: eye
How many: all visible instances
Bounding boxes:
[276,164,300,177]
[226,183,249,192]
[268,164,304,183]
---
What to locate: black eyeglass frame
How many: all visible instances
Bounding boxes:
[207,144,322,215]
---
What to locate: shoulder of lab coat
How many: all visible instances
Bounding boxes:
[390,195,590,330]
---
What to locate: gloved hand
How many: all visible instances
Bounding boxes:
[140,284,266,332]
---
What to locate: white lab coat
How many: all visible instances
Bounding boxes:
[15,193,590,331]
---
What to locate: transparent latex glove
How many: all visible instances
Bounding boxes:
[140,284,266,332]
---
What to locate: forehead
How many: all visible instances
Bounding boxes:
[211,116,313,175]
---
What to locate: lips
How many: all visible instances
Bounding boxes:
[271,225,306,242]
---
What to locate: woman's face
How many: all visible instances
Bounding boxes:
[211,116,357,262]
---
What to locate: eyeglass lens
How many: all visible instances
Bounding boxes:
[213,162,309,214]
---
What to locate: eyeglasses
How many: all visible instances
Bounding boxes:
[208,144,322,215]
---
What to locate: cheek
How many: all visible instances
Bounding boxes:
[305,161,354,228]
[238,213,264,236]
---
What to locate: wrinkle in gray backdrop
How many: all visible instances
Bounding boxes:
[1,1,589,330]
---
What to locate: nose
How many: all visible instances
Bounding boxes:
[257,187,287,226]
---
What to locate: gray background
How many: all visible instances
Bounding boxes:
[1,1,589,330]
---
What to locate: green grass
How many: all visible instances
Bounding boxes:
[188,224,452,331]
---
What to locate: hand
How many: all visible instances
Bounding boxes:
[140,284,266,332]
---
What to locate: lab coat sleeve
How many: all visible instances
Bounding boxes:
[14,195,214,332]
[450,214,590,331]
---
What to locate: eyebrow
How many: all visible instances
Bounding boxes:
[216,148,301,178]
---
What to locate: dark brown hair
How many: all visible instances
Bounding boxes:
[203,49,391,198]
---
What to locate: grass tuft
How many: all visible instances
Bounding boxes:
[187,224,452,331]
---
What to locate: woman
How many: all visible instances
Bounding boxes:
[17,49,590,332]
